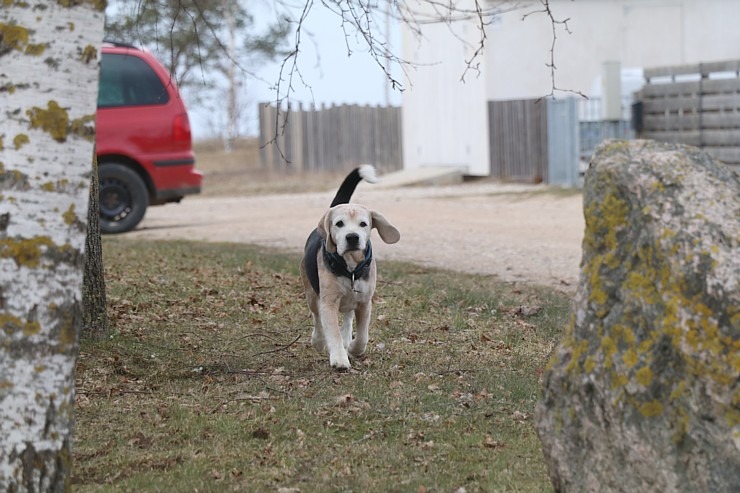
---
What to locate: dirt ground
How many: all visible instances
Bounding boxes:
[124,182,585,292]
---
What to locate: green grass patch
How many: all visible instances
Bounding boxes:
[73,239,569,492]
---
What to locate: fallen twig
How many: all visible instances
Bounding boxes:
[249,334,302,358]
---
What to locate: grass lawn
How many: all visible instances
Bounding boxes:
[73,239,568,492]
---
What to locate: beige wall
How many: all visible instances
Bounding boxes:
[401,4,491,175]
[485,0,740,99]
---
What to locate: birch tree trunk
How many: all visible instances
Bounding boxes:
[0,2,105,491]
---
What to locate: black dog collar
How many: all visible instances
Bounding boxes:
[322,240,373,292]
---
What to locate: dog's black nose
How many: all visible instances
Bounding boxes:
[345,233,360,246]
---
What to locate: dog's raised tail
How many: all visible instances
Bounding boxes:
[330,164,377,207]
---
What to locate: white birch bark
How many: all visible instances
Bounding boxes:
[0,2,104,491]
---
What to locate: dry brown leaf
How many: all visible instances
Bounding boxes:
[251,428,270,440]
[483,435,506,449]
[336,394,355,406]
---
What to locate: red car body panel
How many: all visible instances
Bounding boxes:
[96,45,202,203]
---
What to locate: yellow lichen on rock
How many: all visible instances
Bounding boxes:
[635,366,654,386]
[639,400,664,417]
[622,349,638,369]
[535,140,739,491]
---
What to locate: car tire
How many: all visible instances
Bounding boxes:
[98,163,149,234]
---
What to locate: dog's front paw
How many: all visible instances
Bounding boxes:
[311,330,327,352]
[329,351,352,371]
[348,340,367,358]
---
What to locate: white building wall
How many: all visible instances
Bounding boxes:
[402,0,740,176]
[485,0,740,100]
[401,6,490,176]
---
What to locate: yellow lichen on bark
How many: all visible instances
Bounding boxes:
[0,236,55,267]
[69,114,96,140]
[24,42,45,56]
[13,134,29,150]
[0,21,45,55]
[0,22,29,51]
[62,204,77,225]
[26,101,69,142]
[81,44,96,63]
[23,320,40,336]
[2,0,104,487]
[0,313,40,336]
[57,0,107,12]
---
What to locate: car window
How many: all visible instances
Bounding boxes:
[98,53,170,107]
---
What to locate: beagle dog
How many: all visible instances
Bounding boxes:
[300,165,400,370]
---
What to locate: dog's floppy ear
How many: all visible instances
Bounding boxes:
[371,211,400,244]
[318,209,338,253]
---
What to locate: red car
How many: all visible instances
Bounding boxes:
[96,42,202,233]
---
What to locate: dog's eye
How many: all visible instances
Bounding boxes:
[360,221,367,228]
[335,221,344,228]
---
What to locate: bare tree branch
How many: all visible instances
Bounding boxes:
[523,0,587,100]
[110,1,577,155]
[263,0,525,156]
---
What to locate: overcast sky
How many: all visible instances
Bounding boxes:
[187,4,403,140]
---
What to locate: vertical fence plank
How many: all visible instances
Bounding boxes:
[488,98,549,182]
[258,102,404,172]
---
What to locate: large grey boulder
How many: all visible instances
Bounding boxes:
[535,140,739,492]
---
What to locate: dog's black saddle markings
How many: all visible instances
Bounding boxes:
[304,229,323,294]
[304,229,373,294]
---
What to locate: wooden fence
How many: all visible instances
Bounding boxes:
[488,99,549,182]
[487,98,584,186]
[259,98,625,185]
[258,103,403,173]
[635,59,740,165]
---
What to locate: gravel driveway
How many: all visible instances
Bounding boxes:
[124,182,585,291]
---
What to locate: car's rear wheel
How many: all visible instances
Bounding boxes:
[98,163,149,234]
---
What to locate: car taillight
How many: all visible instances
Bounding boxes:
[172,113,191,147]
